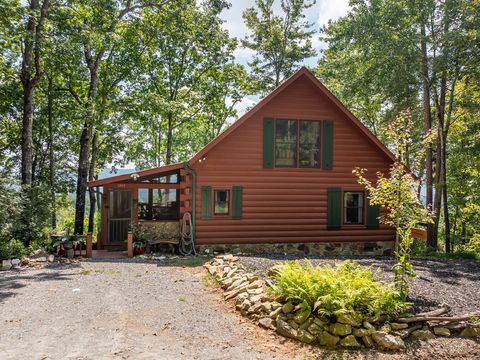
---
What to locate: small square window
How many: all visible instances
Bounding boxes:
[344,192,364,224]
[214,190,230,215]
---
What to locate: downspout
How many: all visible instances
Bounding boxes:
[183,161,196,251]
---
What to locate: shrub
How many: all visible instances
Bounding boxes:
[465,234,480,255]
[271,260,410,321]
[0,239,27,260]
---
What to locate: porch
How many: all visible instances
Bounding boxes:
[88,163,193,252]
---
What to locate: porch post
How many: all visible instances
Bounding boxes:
[86,232,92,258]
[127,231,133,257]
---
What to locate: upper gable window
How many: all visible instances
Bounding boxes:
[275,119,320,168]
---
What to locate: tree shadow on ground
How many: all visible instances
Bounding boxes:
[0,268,79,302]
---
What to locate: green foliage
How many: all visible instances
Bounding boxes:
[242,0,316,93]
[271,260,409,321]
[465,234,480,254]
[131,227,150,249]
[0,239,27,260]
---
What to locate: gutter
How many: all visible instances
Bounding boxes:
[183,162,196,246]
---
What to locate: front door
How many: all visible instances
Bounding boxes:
[108,189,133,244]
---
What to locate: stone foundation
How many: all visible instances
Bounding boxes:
[198,241,394,257]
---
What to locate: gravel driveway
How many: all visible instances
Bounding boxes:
[0,259,302,360]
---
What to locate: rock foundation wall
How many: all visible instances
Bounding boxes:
[199,241,394,257]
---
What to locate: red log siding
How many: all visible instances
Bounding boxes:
[192,74,395,245]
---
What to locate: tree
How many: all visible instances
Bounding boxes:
[123,0,250,168]
[242,0,316,94]
[317,0,477,251]
[353,112,433,299]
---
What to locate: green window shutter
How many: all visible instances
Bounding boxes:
[232,186,243,220]
[322,120,333,170]
[263,117,274,168]
[327,187,341,229]
[201,186,212,219]
[367,203,380,229]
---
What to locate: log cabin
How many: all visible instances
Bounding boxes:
[88,67,397,256]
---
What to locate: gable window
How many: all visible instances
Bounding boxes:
[344,192,364,225]
[214,190,230,215]
[274,119,320,168]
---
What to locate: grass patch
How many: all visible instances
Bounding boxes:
[80,268,119,275]
[201,272,221,288]
[271,260,410,321]
[159,256,211,267]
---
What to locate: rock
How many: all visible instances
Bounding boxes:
[282,302,294,314]
[271,302,282,310]
[337,313,361,327]
[276,319,298,339]
[248,302,266,315]
[224,286,247,300]
[372,331,406,350]
[318,331,340,347]
[246,273,258,282]
[269,307,283,319]
[288,320,299,330]
[29,248,48,259]
[340,335,361,348]
[363,321,376,331]
[393,324,422,339]
[433,327,451,337]
[307,322,323,335]
[223,254,239,262]
[247,287,264,295]
[293,309,311,325]
[353,328,372,337]
[47,255,55,263]
[299,317,314,330]
[258,317,275,330]
[1,259,12,270]
[329,323,352,336]
[267,264,285,278]
[362,335,374,348]
[411,329,435,341]
[247,280,263,289]
[11,259,21,266]
[35,257,47,262]
[297,329,315,344]
[379,323,392,333]
[460,327,480,338]
[313,316,329,328]
[391,322,408,330]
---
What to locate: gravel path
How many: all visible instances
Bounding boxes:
[238,255,480,316]
[0,260,302,360]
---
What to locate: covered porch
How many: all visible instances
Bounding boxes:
[88,163,193,252]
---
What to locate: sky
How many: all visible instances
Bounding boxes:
[220,0,351,115]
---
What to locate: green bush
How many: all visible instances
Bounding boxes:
[0,239,27,260]
[271,260,410,321]
[465,234,480,255]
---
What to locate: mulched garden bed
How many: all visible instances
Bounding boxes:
[237,254,480,316]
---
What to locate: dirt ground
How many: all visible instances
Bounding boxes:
[0,259,312,360]
[0,257,479,360]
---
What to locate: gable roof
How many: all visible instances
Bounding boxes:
[188,67,396,166]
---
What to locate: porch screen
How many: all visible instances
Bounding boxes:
[138,188,179,220]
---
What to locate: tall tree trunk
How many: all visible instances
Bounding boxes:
[73,50,100,235]
[420,24,435,250]
[432,135,443,244]
[47,76,56,229]
[74,122,92,235]
[87,132,98,234]
[443,147,450,252]
[165,112,173,165]
[21,81,34,187]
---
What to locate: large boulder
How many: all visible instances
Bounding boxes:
[276,319,298,339]
[460,327,480,338]
[337,313,361,327]
[372,331,406,350]
[411,329,435,341]
[329,323,352,336]
[340,335,361,348]
[318,331,340,347]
